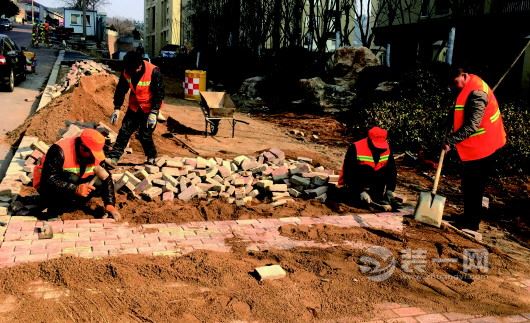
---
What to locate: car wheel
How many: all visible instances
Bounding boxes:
[7,69,15,92]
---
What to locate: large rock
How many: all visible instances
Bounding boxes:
[238,76,265,98]
[299,77,356,112]
[328,47,380,90]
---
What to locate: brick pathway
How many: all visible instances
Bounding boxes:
[0,210,529,322]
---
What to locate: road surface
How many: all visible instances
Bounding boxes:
[0,23,57,177]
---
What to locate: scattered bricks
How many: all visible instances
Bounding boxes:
[0,196,11,203]
[190,177,201,186]
[0,207,8,216]
[282,179,292,187]
[258,155,265,164]
[19,173,32,185]
[302,172,329,178]
[114,174,129,192]
[213,175,224,183]
[271,199,294,207]
[254,264,287,281]
[227,197,235,204]
[135,169,150,181]
[234,187,246,199]
[234,178,245,186]
[123,172,141,186]
[218,166,231,178]
[197,192,208,199]
[249,189,260,198]
[162,191,175,201]
[194,169,207,177]
[152,179,166,187]
[328,174,340,184]
[31,141,50,154]
[244,184,253,195]
[219,192,230,199]
[184,158,197,168]
[226,186,236,196]
[179,176,190,190]
[251,164,268,174]
[272,166,289,182]
[24,157,37,168]
[215,157,223,165]
[165,159,184,168]
[273,192,290,201]
[155,156,168,167]
[290,175,311,188]
[236,196,252,206]
[134,179,152,194]
[230,162,239,172]
[145,165,160,174]
[305,186,328,198]
[288,188,302,198]
[28,149,44,162]
[18,148,33,159]
[186,172,197,180]
[257,180,273,189]
[162,167,186,177]
[269,148,285,160]
[205,167,218,178]
[62,124,82,138]
[208,191,219,198]
[241,159,258,171]
[262,151,276,162]
[297,157,313,164]
[134,165,145,171]
[196,157,209,169]
[205,178,223,192]
[312,175,329,186]
[122,182,137,197]
[269,184,288,192]
[178,185,202,201]
[197,183,214,192]
[315,193,327,203]
[163,182,178,193]
[162,173,179,187]
[149,172,163,181]
[233,155,249,166]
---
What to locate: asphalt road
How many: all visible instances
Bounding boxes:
[0,23,58,177]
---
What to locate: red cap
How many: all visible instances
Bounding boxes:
[368,126,389,150]
[79,129,106,162]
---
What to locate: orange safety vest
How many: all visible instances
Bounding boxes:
[33,137,101,189]
[337,138,391,186]
[453,74,506,162]
[123,61,157,113]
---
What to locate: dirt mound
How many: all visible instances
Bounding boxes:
[0,237,528,322]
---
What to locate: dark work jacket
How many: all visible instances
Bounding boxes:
[38,143,115,207]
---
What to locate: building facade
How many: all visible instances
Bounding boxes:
[144,0,190,57]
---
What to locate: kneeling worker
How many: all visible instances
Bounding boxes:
[34,129,121,220]
[337,126,399,209]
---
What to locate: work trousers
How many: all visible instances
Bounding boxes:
[108,108,157,160]
[461,150,499,230]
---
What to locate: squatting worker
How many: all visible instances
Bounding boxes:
[33,129,121,220]
[107,50,165,165]
[444,68,506,231]
[337,126,399,209]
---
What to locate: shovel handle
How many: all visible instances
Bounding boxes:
[432,149,445,195]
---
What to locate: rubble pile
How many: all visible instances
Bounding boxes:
[46,60,113,99]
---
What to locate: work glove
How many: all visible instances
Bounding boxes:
[360,191,372,204]
[110,109,121,125]
[146,112,157,129]
[385,190,402,210]
[105,205,122,221]
[75,183,95,197]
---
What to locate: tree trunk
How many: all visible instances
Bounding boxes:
[272,0,281,52]
[82,0,87,38]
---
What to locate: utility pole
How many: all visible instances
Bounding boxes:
[31,0,34,23]
[82,0,87,40]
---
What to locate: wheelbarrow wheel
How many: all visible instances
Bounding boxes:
[208,120,220,136]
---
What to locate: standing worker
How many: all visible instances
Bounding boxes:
[107,50,164,165]
[33,129,121,220]
[337,126,399,209]
[444,68,506,231]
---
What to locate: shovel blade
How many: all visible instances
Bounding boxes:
[414,191,446,228]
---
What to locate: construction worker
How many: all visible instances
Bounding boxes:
[444,68,506,231]
[337,126,399,209]
[33,129,121,220]
[107,50,164,165]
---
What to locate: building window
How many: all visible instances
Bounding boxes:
[151,7,156,29]
[71,13,80,25]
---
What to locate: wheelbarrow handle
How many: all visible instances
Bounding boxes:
[432,149,446,195]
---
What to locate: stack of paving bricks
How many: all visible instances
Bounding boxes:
[59,121,120,146]
[46,60,113,99]
[111,147,338,206]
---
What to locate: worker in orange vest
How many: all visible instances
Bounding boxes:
[108,50,164,165]
[34,129,121,220]
[338,126,399,209]
[444,68,507,231]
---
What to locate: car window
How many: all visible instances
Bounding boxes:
[5,38,18,51]
[3,39,12,53]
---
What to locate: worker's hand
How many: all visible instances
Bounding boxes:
[75,183,95,197]
[360,191,372,204]
[442,142,451,152]
[385,190,395,201]
[105,205,122,221]
[110,109,121,125]
[146,112,157,129]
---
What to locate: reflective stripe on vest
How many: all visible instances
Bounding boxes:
[123,61,157,113]
[354,138,390,171]
[56,137,97,179]
[453,74,506,161]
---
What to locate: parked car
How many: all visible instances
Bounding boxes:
[0,19,13,31]
[0,34,26,92]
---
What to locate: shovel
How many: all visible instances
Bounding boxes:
[414,149,446,227]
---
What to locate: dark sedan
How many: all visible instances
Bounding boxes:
[0,34,26,92]
[0,19,13,31]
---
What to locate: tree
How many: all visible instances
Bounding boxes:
[107,16,135,36]
[63,0,108,10]
[0,0,20,18]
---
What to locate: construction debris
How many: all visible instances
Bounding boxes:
[254,265,287,281]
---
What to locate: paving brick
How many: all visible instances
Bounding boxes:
[386,318,419,323]
[269,184,288,192]
[393,307,426,317]
[269,148,285,160]
[469,317,503,323]
[443,313,476,321]
[162,191,175,201]
[178,185,202,202]
[290,175,311,187]
[415,314,448,323]
[272,166,289,182]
